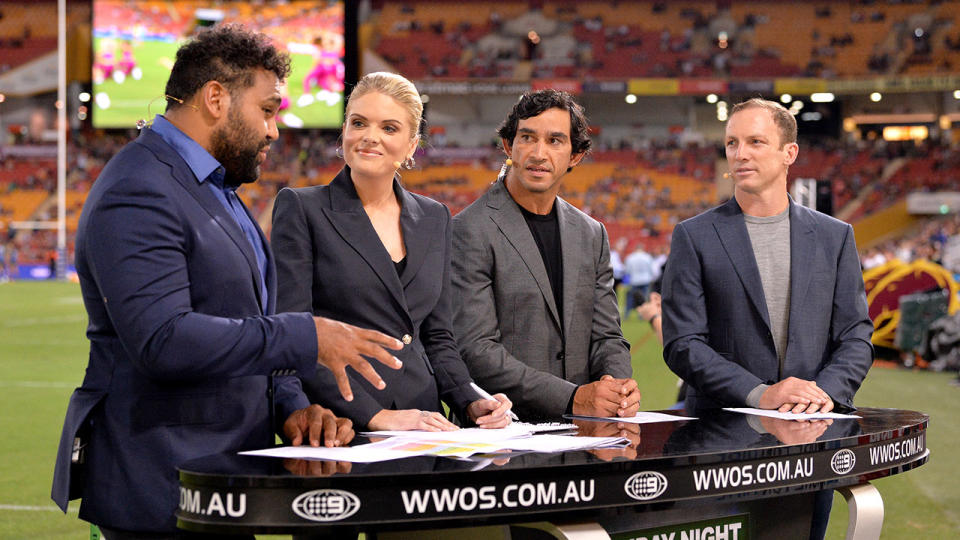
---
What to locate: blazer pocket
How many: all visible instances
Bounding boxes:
[132,393,223,430]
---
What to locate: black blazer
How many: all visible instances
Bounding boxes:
[271,167,480,428]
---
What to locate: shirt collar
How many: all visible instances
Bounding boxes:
[151,115,222,186]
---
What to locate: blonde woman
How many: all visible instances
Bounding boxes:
[272,72,512,431]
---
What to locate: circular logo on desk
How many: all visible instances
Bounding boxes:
[831,449,857,475]
[624,471,668,501]
[292,489,360,522]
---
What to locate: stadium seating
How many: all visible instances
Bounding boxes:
[371,1,960,79]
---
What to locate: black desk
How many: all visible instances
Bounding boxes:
[177,408,928,539]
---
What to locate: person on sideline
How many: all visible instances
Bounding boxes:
[272,72,512,432]
[622,243,655,319]
[451,89,640,421]
[661,98,873,539]
[52,26,403,539]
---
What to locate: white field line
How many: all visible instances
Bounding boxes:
[0,504,77,513]
[1,315,86,327]
[0,381,76,389]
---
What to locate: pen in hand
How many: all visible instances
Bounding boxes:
[470,382,520,422]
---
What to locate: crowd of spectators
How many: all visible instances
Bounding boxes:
[2,125,958,271]
[862,215,960,271]
[374,1,959,81]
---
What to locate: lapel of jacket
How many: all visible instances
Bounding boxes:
[321,168,409,317]
[397,185,439,290]
[786,199,815,344]
[486,180,562,334]
[712,197,771,331]
[557,198,580,340]
[138,128,267,313]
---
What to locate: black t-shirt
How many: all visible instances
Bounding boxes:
[519,204,563,326]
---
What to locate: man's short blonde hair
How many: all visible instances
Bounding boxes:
[730,98,797,147]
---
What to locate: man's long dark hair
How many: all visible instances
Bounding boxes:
[164,23,292,111]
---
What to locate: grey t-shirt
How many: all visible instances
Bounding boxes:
[743,206,791,407]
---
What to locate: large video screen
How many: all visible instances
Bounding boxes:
[92,0,347,129]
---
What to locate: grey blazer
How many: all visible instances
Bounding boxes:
[451,179,632,420]
[661,197,874,413]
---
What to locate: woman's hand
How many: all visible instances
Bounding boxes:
[367,409,459,431]
[467,394,513,429]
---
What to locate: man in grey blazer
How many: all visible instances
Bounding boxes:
[451,90,639,421]
[661,98,873,539]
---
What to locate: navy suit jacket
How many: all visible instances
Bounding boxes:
[662,197,874,413]
[271,167,479,428]
[51,128,319,532]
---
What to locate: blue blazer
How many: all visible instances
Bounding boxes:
[51,128,318,532]
[271,167,479,428]
[661,197,874,413]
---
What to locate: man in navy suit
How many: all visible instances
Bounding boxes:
[661,98,874,539]
[51,25,402,538]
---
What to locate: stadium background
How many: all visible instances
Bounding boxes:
[1,0,959,537]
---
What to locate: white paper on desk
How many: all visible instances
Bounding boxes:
[239,445,412,463]
[723,407,861,420]
[564,411,697,424]
[361,424,537,442]
[498,434,629,453]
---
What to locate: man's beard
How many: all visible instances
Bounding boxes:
[210,106,268,186]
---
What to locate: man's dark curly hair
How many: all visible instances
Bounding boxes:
[496,89,592,156]
[164,23,292,111]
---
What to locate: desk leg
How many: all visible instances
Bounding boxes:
[515,521,611,540]
[838,482,884,540]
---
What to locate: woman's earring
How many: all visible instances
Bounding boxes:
[335,147,344,159]
[402,156,416,169]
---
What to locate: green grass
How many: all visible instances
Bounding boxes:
[92,38,343,129]
[1,281,957,538]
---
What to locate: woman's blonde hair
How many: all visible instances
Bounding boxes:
[347,72,423,140]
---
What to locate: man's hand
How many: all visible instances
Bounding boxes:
[575,420,641,461]
[760,416,833,445]
[636,292,661,322]
[284,405,354,448]
[283,458,353,477]
[573,375,641,417]
[314,316,404,401]
[467,394,513,429]
[368,409,459,432]
[758,377,832,412]
[779,399,835,414]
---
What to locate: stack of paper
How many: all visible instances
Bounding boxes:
[564,411,697,424]
[240,422,626,463]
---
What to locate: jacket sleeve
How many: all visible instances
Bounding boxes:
[83,175,317,384]
[451,214,577,418]
[814,224,874,410]
[587,222,633,380]
[421,208,482,420]
[661,222,766,406]
[271,188,316,315]
[271,186,385,427]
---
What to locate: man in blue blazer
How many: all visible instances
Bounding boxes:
[661,98,873,539]
[51,26,402,537]
[662,98,873,415]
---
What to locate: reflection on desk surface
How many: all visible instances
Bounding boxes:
[180,408,925,479]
